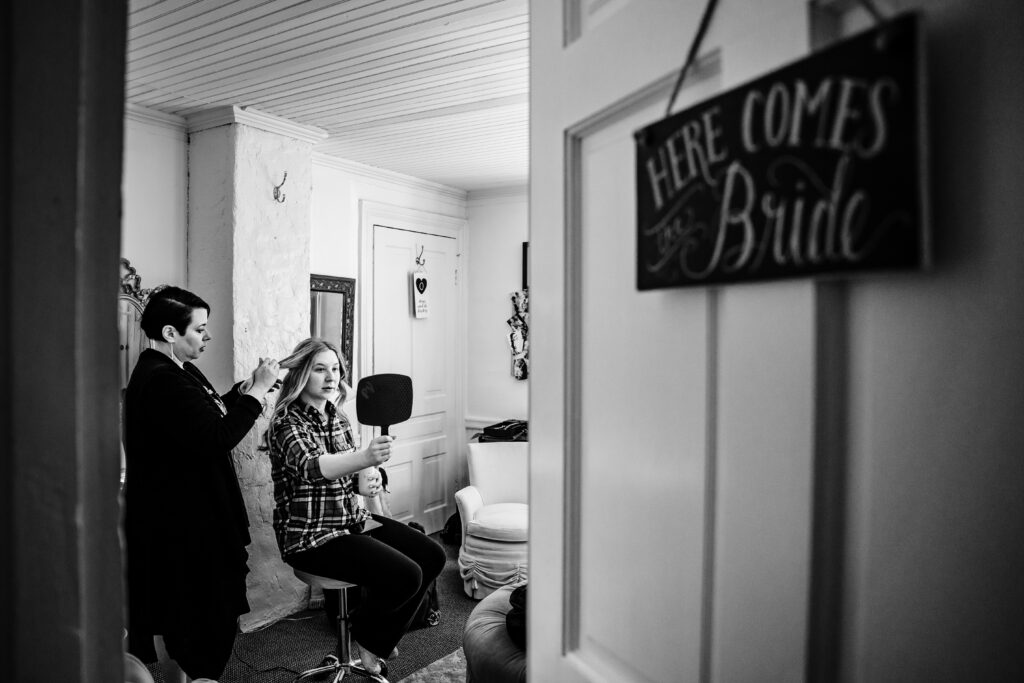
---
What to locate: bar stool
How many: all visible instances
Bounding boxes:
[292,570,390,683]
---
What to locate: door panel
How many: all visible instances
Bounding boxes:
[383,459,414,521]
[372,224,458,532]
[573,92,711,683]
[531,1,816,681]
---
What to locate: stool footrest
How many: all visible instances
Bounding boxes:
[292,650,392,682]
[293,654,339,681]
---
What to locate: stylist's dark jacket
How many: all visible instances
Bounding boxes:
[124,348,262,674]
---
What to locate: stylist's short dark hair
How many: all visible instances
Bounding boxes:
[140,286,211,341]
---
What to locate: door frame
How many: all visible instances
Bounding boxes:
[4,1,127,679]
[357,199,468,509]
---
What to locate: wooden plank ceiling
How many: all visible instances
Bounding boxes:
[126,0,528,192]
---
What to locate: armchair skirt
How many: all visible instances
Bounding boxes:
[458,525,529,599]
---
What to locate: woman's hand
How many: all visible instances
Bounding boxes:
[252,357,281,393]
[240,357,281,403]
[365,435,393,466]
[356,466,383,497]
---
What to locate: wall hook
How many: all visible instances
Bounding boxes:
[415,245,426,267]
[273,172,288,203]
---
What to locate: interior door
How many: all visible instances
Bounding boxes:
[370,223,459,534]
[530,2,819,681]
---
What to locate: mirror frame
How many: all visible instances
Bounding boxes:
[310,274,356,371]
[118,258,154,486]
[118,258,154,390]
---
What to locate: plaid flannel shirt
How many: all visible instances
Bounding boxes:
[269,401,369,557]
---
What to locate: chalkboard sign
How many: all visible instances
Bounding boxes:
[635,13,927,290]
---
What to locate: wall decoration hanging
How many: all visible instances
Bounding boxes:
[411,245,429,318]
[508,289,529,380]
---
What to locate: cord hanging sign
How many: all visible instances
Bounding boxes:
[634,12,928,289]
[411,246,429,318]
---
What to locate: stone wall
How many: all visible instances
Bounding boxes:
[188,108,324,630]
[232,124,315,630]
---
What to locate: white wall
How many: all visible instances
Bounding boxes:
[121,105,187,288]
[466,186,530,428]
[311,155,467,278]
[119,131,470,386]
[312,156,479,492]
[310,154,467,378]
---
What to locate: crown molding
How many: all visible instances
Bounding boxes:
[187,106,328,144]
[312,152,467,203]
[467,184,528,204]
[125,103,187,132]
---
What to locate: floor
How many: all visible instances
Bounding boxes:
[143,533,477,682]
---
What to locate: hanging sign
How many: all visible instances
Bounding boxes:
[412,272,429,318]
[634,13,928,290]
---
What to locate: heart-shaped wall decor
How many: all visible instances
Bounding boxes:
[416,277,428,294]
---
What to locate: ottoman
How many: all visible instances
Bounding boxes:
[462,584,527,683]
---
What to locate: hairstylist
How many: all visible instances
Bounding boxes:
[123,285,280,682]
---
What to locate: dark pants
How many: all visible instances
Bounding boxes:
[162,618,239,680]
[287,515,446,658]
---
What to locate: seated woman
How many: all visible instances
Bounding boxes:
[265,338,446,674]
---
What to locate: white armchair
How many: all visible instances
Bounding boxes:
[455,441,529,599]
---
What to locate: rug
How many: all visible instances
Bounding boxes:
[396,647,466,683]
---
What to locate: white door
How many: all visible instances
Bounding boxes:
[368,221,460,534]
[530,2,821,681]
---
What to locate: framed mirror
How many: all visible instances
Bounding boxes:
[119,258,153,392]
[310,274,356,371]
[119,258,154,487]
